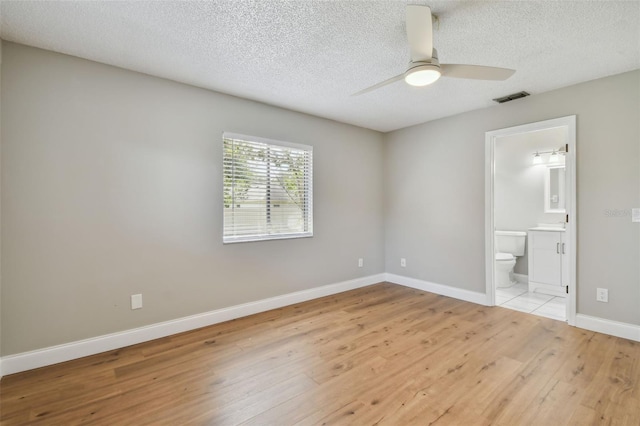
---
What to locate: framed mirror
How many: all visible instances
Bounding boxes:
[544,165,566,213]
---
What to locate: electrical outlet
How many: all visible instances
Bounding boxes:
[400,258,407,267]
[358,258,364,268]
[596,288,608,303]
[131,294,143,310]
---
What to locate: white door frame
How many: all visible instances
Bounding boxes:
[485,116,577,325]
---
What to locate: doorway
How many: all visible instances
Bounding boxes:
[485,116,576,325]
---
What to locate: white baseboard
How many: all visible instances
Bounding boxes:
[0,273,385,376]
[575,314,640,342]
[3,273,637,377]
[385,273,489,306]
[512,273,528,284]
[386,274,640,343]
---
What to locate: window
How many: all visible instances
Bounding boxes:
[223,133,313,243]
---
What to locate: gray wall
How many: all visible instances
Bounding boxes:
[1,41,639,357]
[495,128,566,274]
[0,42,385,355]
[385,70,640,326]
[0,41,3,367]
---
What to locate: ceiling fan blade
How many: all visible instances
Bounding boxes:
[351,74,404,96]
[406,5,433,62]
[440,64,515,81]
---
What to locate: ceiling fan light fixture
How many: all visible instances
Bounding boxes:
[352,6,515,96]
[404,64,441,87]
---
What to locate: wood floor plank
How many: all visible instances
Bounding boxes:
[2,282,639,425]
[291,356,393,426]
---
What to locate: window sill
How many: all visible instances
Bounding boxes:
[223,232,313,244]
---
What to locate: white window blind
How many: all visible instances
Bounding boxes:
[223,133,313,243]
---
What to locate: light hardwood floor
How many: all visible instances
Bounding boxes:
[1,282,639,425]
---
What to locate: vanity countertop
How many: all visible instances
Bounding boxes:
[528,226,565,232]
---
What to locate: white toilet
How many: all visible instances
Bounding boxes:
[495,231,527,288]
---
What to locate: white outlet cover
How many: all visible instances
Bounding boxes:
[596,288,608,302]
[131,294,143,310]
[632,208,640,223]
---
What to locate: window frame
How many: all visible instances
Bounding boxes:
[222,132,313,244]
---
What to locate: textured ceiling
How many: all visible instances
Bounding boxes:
[1,1,639,132]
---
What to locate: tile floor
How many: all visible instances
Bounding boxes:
[496,282,566,321]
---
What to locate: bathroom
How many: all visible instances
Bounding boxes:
[493,125,569,321]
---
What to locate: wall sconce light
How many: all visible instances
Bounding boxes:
[532,147,565,165]
[532,152,542,165]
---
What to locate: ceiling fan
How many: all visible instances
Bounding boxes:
[354,5,515,96]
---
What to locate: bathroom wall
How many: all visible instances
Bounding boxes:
[494,128,566,275]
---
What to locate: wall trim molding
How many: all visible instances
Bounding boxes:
[3,274,639,377]
[0,274,385,376]
[575,314,640,342]
[386,273,640,344]
[385,273,489,306]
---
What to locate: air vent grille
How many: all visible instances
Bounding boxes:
[493,91,530,103]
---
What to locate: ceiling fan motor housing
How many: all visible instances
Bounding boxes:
[404,49,441,86]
